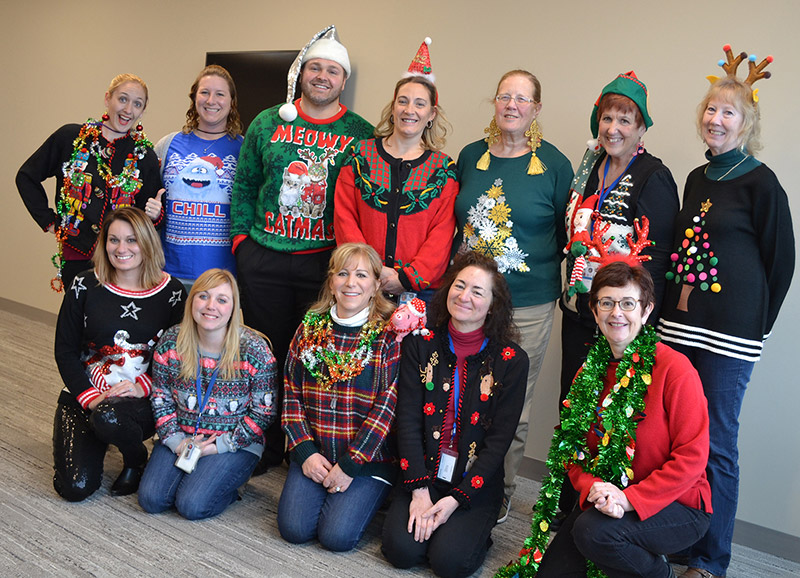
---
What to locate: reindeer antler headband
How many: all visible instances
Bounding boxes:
[707,44,774,103]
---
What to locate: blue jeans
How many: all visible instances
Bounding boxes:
[671,344,754,576]
[538,503,711,577]
[277,461,390,552]
[138,442,259,520]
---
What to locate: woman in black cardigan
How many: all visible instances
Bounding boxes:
[382,251,528,578]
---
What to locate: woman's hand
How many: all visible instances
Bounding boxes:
[301,452,333,484]
[196,434,219,457]
[587,481,633,519]
[423,495,459,533]
[408,487,436,542]
[144,189,164,222]
[322,463,353,494]
[175,434,219,457]
[380,266,405,295]
[87,380,143,410]
[106,379,144,399]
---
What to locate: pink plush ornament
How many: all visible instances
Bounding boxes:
[389,297,430,343]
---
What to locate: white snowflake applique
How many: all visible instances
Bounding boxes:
[463,179,529,273]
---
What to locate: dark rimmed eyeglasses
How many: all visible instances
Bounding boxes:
[596,298,641,312]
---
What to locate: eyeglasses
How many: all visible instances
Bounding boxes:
[596,298,641,312]
[495,94,536,105]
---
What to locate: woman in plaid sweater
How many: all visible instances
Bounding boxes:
[278,243,402,551]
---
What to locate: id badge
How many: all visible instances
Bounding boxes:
[436,448,459,483]
[175,441,201,473]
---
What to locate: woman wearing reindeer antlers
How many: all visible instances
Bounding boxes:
[658,45,794,578]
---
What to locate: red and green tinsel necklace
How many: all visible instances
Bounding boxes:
[50,119,152,292]
[497,325,658,578]
[297,311,386,389]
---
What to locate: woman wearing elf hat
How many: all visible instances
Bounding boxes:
[334,38,458,303]
[498,259,712,578]
[17,73,164,294]
[153,65,244,292]
[454,69,574,523]
[557,72,679,520]
[658,46,794,578]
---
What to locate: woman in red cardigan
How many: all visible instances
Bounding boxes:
[334,39,457,302]
[509,262,712,578]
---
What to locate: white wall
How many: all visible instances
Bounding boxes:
[3,0,798,538]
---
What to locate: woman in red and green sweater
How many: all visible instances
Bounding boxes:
[278,243,401,552]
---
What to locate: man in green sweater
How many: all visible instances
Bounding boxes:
[230,26,373,471]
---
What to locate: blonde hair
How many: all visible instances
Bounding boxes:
[176,269,263,381]
[182,65,243,138]
[697,76,762,155]
[373,77,451,152]
[495,69,542,103]
[308,243,396,324]
[92,207,164,288]
[107,73,149,108]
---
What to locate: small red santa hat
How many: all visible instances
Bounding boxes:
[408,297,426,317]
[405,37,435,83]
[285,161,310,181]
[200,155,224,176]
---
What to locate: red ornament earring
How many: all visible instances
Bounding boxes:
[102,112,110,121]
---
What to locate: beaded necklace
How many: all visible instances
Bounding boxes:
[497,325,658,578]
[297,311,386,389]
[50,119,152,292]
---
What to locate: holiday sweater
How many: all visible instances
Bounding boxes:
[561,149,679,325]
[230,100,373,253]
[396,326,528,507]
[155,131,243,279]
[568,343,712,521]
[282,321,401,481]
[17,123,163,259]
[54,270,186,409]
[334,138,458,291]
[455,139,574,307]
[150,325,277,457]
[658,161,795,362]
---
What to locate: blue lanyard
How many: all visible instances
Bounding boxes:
[448,335,489,438]
[592,155,636,239]
[194,358,220,436]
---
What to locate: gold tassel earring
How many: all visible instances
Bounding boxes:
[476,117,501,171]
[525,119,546,175]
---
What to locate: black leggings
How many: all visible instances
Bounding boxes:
[52,391,155,502]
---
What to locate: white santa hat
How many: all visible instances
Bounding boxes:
[278,25,351,122]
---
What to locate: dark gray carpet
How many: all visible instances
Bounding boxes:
[0,308,797,577]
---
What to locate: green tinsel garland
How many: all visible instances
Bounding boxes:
[496,325,658,578]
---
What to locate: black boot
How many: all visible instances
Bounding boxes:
[111,465,145,496]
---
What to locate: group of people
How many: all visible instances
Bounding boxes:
[16,22,794,578]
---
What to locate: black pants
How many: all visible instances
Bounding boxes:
[382,480,502,578]
[537,503,710,577]
[235,237,331,465]
[558,313,597,513]
[52,392,155,502]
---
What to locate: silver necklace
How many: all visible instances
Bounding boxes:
[706,154,749,181]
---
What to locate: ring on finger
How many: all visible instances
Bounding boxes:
[335,486,341,492]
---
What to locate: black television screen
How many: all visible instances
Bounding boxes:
[206,50,299,132]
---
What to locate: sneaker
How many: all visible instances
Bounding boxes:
[497,496,511,524]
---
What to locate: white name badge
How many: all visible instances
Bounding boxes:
[436,448,459,483]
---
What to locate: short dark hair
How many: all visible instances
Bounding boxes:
[589,262,655,311]
[430,251,519,343]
